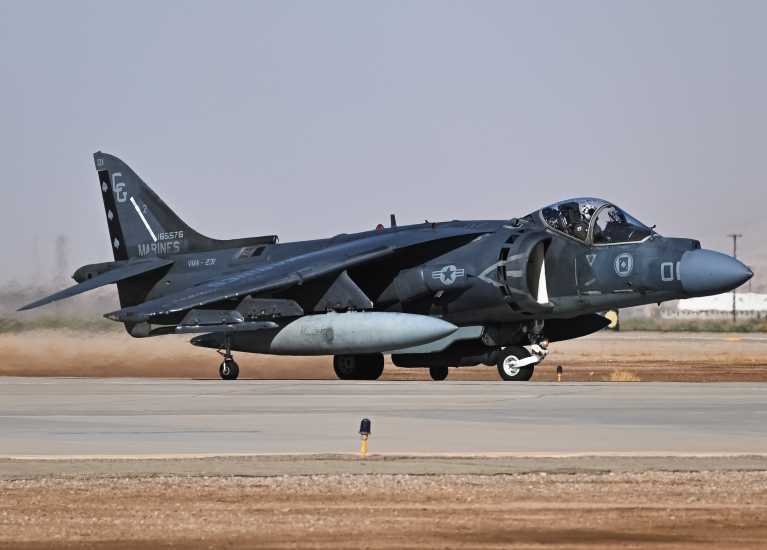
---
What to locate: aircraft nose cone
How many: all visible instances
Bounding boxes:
[680,249,753,297]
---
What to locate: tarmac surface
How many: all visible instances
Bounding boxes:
[1,377,766,458]
[3,378,767,548]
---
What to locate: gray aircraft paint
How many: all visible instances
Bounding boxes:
[20,154,754,375]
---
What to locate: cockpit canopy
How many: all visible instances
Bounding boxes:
[537,198,652,245]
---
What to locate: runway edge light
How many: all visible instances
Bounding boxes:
[557,365,562,382]
[359,418,371,455]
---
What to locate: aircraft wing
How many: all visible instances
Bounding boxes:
[18,258,175,311]
[106,226,488,323]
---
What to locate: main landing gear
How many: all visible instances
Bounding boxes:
[429,366,449,381]
[333,354,385,380]
[218,332,239,380]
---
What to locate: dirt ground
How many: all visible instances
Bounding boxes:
[1,330,766,382]
[1,471,766,549]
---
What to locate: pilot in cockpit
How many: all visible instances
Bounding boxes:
[555,201,589,241]
[580,202,596,222]
[538,198,651,245]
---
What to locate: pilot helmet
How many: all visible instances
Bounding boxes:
[581,203,596,221]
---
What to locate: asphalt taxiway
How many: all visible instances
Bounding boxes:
[1,378,766,458]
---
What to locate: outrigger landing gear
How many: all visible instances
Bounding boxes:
[217,332,239,380]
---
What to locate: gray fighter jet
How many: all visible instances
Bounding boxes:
[21,153,753,381]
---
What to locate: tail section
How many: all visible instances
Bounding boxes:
[94,152,277,261]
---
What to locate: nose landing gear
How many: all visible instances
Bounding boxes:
[217,332,239,380]
[497,343,549,381]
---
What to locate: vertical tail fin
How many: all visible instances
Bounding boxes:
[94,152,277,260]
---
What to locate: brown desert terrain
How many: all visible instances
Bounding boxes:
[1,329,766,382]
[2,470,766,549]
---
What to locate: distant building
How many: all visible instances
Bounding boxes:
[661,293,767,320]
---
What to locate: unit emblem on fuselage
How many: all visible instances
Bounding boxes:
[614,253,633,276]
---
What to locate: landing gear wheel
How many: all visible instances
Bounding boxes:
[497,347,534,381]
[334,355,357,380]
[363,354,385,381]
[219,359,239,380]
[217,332,239,380]
[429,366,448,381]
[333,354,384,380]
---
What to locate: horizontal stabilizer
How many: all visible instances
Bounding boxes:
[18,259,175,311]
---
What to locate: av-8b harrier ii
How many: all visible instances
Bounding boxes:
[21,153,753,381]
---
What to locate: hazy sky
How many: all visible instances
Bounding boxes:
[1,1,766,284]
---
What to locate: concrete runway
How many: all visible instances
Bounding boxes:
[1,378,766,457]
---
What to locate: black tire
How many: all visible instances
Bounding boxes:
[497,347,534,381]
[333,355,357,380]
[362,354,385,380]
[334,354,384,380]
[429,366,448,381]
[219,360,239,380]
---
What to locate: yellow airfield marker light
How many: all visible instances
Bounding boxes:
[557,365,562,382]
[359,418,371,455]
